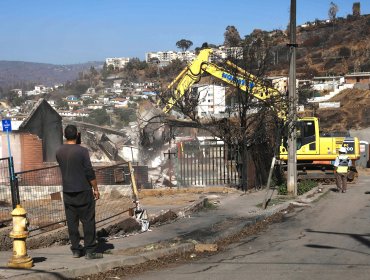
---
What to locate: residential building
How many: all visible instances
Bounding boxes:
[111,97,129,108]
[113,80,122,89]
[87,103,105,110]
[112,80,123,94]
[58,110,89,118]
[105,57,130,69]
[312,76,344,91]
[65,95,83,109]
[11,89,23,97]
[345,72,370,89]
[145,50,196,66]
[81,93,93,100]
[145,46,244,66]
[194,84,226,117]
[86,87,96,95]
[210,46,243,61]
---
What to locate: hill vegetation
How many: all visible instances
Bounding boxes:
[269,14,370,77]
[0,61,103,91]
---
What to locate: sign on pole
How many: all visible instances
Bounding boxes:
[2,119,14,177]
[2,119,12,132]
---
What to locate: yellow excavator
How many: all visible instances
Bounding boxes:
[163,48,360,181]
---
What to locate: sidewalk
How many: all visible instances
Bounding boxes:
[0,185,328,280]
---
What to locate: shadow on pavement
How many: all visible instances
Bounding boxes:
[0,266,68,280]
[306,229,370,248]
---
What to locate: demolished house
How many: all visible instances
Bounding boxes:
[18,98,63,163]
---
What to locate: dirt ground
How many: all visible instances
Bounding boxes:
[139,186,238,206]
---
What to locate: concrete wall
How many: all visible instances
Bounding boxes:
[0,133,43,173]
[350,127,370,143]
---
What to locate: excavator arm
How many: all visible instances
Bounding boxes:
[164,48,282,114]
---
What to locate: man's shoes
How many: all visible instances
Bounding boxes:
[72,251,82,258]
[85,252,103,260]
[342,190,346,193]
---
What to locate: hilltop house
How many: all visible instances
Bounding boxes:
[345,72,370,89]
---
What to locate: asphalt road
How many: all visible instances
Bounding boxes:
[134,173,370,280]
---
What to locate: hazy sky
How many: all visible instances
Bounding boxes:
[0,0,368,64]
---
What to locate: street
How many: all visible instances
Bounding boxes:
[133,172,370,280]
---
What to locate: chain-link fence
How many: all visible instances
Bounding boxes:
[0,157,12,226]
[0,162,139,233]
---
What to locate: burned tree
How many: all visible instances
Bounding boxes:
[149,38,290,189]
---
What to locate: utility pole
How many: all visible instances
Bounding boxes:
[287,0,298,195]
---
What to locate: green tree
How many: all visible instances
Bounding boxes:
[83,98,94,106]
[10,95,26,107]
[160,58,187,81]
[125,58,147,71]
[56,99,69,110]
[114,108,137,125]
[176,39,193,51]
[87,108,110,126]
[224,25,241,47]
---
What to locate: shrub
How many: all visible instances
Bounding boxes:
[277,184,288,195]
[338,47,351,58]
[302,35,322,47]
[324,58,338,70]
[297,180,318,195]
[277,180,318,196]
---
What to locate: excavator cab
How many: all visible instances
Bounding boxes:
[296,119,316,152]
[280,118,319,158]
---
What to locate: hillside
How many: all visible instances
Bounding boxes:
[312,89,370,132]
[268,14,370,78]
[0,61,103,90]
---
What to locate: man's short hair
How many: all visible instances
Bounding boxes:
[64,125,78,140]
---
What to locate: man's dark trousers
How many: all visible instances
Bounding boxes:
[63,190,97,254]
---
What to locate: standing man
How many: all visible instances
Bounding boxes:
[56,124,103,259]
[334,146,352,193]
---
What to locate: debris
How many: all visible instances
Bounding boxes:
[195,243,218,252]
[290,201,310,207]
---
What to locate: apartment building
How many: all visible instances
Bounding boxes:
[145,50,196,66]
[106,57,130,69]
[194,84,226,117]
[210,46,243,61]
[146,46,244,66]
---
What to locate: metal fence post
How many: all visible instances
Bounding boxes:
[8,157,20,209]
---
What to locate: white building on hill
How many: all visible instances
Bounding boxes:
[194,85,226,117]
[106,57,130,69]
[145,51,196,66]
